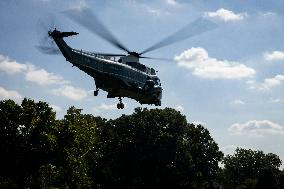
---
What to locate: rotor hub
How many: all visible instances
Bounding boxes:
[129,51,140,58]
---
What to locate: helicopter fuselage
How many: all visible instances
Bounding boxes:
[50,30,162,106]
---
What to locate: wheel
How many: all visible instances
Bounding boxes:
[117,103,124,109]
[94,90,98,96]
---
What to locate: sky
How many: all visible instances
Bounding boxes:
[0,0,284,165]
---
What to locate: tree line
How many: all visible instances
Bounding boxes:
[0,98,283,188]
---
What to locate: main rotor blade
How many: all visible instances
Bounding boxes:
[36,46,60,55]
[63,8,130,53]
[140,56,173,62]
[140,17,217,55]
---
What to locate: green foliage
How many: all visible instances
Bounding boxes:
[255,168,278,189]
[279,170,284,189]
[0,99,96,188]
[1,98,283,188]
[55,106,97,188]
[94,107,223,188]
[221,148,282,189]
[0,98,57,187]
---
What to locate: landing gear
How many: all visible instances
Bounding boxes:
[94,88,99,96]
[155,100,161,106]
[117,103,124,109]
[117,97,125,109]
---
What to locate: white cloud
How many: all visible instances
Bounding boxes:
[264,51,284,61]
[175,47,255,79]
[123,1,170,17]
[270,98,284,103]
[146,7,170,16]
[68,0,88,10]
[0,54,89,101]
[263,75,284,88]
[232,100,245,105]
[174,105,184,112]
[166,0,177,5]
[147,8,161,15]
[0,55,28,74]
[259,12,277,17]
[92,103,119,112]
[25,66,69,86]
[52,85,88,100]
[229,120,284,137]
[205,8,247,22]
[50,104,62,112]
[0,86,22,101]
[248,75,284,91]
[0,54,69,86]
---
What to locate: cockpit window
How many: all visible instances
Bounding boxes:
[154,78,161,86]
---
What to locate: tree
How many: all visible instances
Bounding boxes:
[255,168,278,189]
[278,170,284,189]
[94,108,223,188]
[54,106,97,188]
[3,98,283,189]
[222,148,282,189]
[0,98,57,187]
[0,99,97,188]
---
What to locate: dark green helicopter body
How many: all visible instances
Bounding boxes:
[50,30,162,109]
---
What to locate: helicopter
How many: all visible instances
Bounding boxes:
[38,8,217,109]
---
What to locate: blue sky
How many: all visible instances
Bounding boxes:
[1,0,284,165]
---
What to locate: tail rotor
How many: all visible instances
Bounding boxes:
[36,17,60,55]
